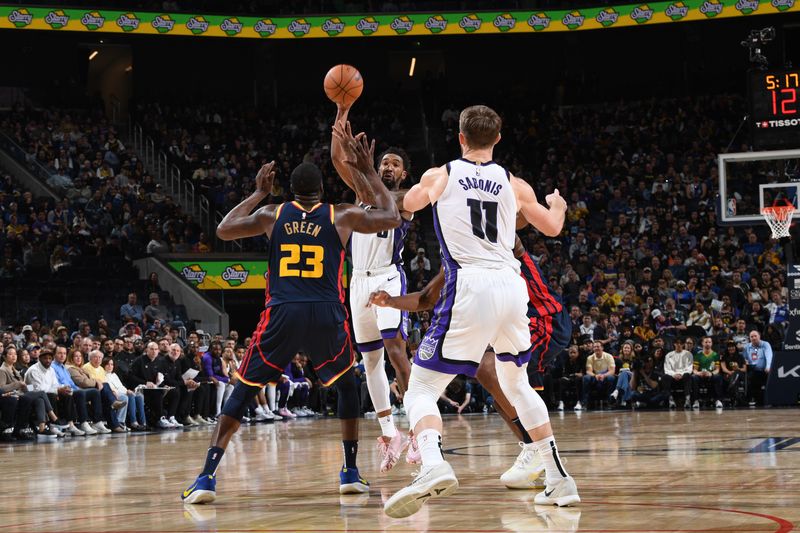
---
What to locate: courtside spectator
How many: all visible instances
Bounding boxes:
[742,331,773,406]
[23,350,84,435]
[103,357,146,431]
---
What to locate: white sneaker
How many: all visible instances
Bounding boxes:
[669,397,676,409]
[291,407,305,417]
[364,411,377,418]
[169,416,183,427]
[47,425,66,437]
[158,416,173,429]
[692,400,700,410]
[67,423,86,436]
[377,433,409,473]
[684,398,691,409]
[301,407,315,416]
[383,461,459,518]
[534,476,580,507]
[254,410,269,421]
[557,401,564,411]
[610,390,619,401]
[500,442,545,489]
[271,411,283,421]
[715,400,723,409]
[184,415,199,426]
[93,421,112,434]
[573,402,583,411]
[80,421,98,435]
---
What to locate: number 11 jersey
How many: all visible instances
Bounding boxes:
[265,201,345,307]
[433,158,518,272]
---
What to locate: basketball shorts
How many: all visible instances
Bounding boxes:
[528,305,572,389]
[414,267,531,376]
[236,302,354,388]
[350,265,408,352]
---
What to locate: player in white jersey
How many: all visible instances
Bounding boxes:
[331,109,413,472]
[383,105,579,518]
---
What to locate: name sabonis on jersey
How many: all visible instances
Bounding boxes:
[458,176,503,196]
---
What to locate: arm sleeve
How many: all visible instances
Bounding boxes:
[764,343,773,369]
[126,359,147,386]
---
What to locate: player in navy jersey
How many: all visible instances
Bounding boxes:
[332,104,413,472]
[182,126,401,505]
[369,234,570,489]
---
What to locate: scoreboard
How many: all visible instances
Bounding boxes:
[749,69,800,150]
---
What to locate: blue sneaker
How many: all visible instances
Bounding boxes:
[339,466,370,494]
[182,474,216,504]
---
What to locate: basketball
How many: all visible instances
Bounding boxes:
[324,64,363,107]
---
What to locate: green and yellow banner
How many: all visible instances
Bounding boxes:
[168,260,350,290]
[0,1,797,39]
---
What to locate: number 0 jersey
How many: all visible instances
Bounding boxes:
[265,201,345,307]
[433,158,519,271]
[350,203,411,272]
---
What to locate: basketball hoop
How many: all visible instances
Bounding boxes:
[761,202,795,239]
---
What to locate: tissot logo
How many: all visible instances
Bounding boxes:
[777,365,800,378]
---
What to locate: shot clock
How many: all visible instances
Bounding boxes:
[749,69,800,149]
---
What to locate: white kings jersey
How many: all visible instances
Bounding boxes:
[350,204,411,271]
[433,158,519,272]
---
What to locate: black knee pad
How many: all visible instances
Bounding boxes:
[335,367,360,419]
[221,383,260,421]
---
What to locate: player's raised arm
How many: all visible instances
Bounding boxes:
[216,162,279,240]
[402,166,447,213]
[369,267,445,312]
[331,107,377,205]
[334,126,401,235]
[510,176,566,237]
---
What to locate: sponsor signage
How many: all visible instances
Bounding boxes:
[766,351,800,405]
[0,1,796,38]
[168,260,349,290]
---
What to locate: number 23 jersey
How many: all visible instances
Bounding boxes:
[265,201,345,307]
[434,158,518,271]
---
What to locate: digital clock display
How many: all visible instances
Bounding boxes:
[749,69,800,150]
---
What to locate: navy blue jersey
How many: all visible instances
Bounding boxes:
[519,252,563,318]
[265,201,345,307]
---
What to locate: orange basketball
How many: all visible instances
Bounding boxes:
[323,64,363,107]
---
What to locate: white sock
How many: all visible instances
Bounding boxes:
[534,437,569,485]
[267,384,276,411]
[417,429,443,467]
[378,414,397,438]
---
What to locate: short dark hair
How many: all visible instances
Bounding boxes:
[378,147,411,173]
[459,105,502,149]
[290,163,323,196]
[39,350,54,360]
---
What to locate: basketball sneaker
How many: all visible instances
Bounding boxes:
[339,466,370,494]
[406,433,421,465]
[383,461,459,518]
[533,475,580,507]
[181,474,216,505]
[500,442,545,489]
[377,433,409,473]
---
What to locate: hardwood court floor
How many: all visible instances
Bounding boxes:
[1,409,798,533]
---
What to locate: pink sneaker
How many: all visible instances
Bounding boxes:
[405,433,421,465]
[377,433,409,473]
[278,407,296,419]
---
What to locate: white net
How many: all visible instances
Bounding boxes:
[762,205,794,239]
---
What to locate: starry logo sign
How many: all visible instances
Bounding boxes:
[527,12,551,31]
[665,2,690,20]
[222,264,249,287]
[390,16,413,34]
[45,10,69,29]
[735,0,760,14]
[562,11,585,30]
[8,9,33,28]
[152,14,175,33]
[186,16,210,35]
[254,19,277,37]
[81,11,105,31]
[182,265,207,285]
[493,13,516,32]
[116,13,140,32]
[322,17,345,36]
[220,18,243,36]
[699,0,724,17]
[288,19,311,37]
[425,15,448,33]
[459,14,483,32]
[771,0,795,11]
[356,16,380,35]
[630,5,655,23]
[595,8,619,27]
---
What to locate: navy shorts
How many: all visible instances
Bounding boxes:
[237,302,354,387]
[528,306,572,389]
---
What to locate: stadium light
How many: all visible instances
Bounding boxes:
[89,50,99,61]
[125,65,133,72]
[409,57,416,77]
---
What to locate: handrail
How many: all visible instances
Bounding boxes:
[0,130,61,199]
[214,209,243,252]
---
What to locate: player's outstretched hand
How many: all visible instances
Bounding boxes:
[333,121,375,177]
[368,290,392,308]
[256,161,276,196]
[545,188,567,212]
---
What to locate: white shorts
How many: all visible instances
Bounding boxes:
[350,265,408,352]
[415,267,530,376]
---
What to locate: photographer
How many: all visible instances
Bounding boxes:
[629,356,668,409]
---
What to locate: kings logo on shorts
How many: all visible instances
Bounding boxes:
[322,18,345,36]
[595,8,619,27]
[493,13,516,31]
[699,0,724,17]
[772,0,795,11]
[222,264,249,287]
[425,15,448,33]
[735,0,760,14]
[562,11,585,30]
[152,14,175,33]
[356,17,380,35]
[220,18,243,36]
[390,16,413,34]
[181,265,207,285]
[288,19,311,37]
[665,2,690,20]
[81,12,105,31]
[527,13,551,31]
[116,13,140,32]
[630,5,655,23]
[418,338,437,361]
[186,16,209,35]
[254,19,277,37]
[8,9,33,28]
[45,10,69,29]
